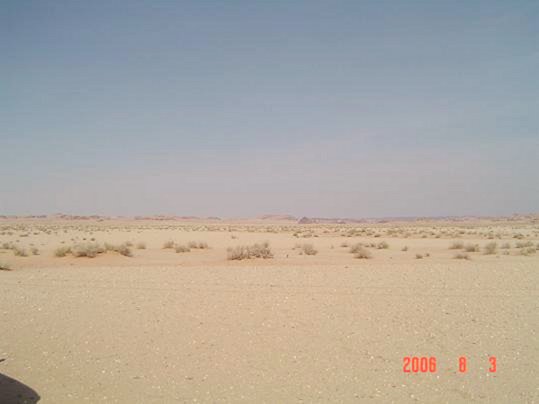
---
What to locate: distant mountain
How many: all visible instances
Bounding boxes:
[257,214,297,221]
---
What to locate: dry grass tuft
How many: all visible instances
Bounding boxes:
[175,245,191,253]
[464,244,480,252]
[354,247,372,259]
[163,240,175,249]
[188,241,209,249]
[297,243,318,255]
[54,246,72,257]
[483,242,497,255]
[515,241,534,249]
[108,243,133,257]
[13,247,28,257]
[227,242,273,260]
[0,262,12,271]
[71,243,105,258]
[54,242,132,258]
[349,243,365,254]
[520,247,536,256]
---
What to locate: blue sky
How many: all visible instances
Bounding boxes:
[2,0,538,217]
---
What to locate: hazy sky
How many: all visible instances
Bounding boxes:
[2,0,538,218]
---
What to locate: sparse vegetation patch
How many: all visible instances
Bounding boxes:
[227,242,273,260]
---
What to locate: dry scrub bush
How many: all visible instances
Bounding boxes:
[297,243,318,255]
[515,241,534,249]
[500,242,511,249]
[175,245,190,253]
[0,262,11,271]
[136,242,146,249]
[188,241,209,249]
[71,243,105,258]
[108,243,133,257]
[163,240,175,249]
[349,243,365,254]
[449,241,464,249]
[401,246,408,251]
[464,244,480,252]
[415,253,423,259]
[454,253,470,260]
[354,247,372,259]
[227,242,273,260]
[54,246,71,257]
[55,242,132,258]
[520,247,536,256]
[13,247,28,257]
[483,242,497,255]
[376,241,389,249]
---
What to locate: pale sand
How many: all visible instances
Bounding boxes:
[0,219,538,403]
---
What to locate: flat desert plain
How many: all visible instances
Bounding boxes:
[0,218,538,403]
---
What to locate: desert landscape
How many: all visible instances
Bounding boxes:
[1,215,538,403]
[3,1,539,402]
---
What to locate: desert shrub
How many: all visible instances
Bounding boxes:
[136,242,146,249]
[483,242,497,255]
[110,243,133,257]
[227,242,273,260]
[54,246,71,257]
[298,243,318,255]
[500,242,511,249]
[415,253,423,259]
[1,242,12,250]
[71,243,105,258]
[163,240,175,249]
[354,247,372,259]
[30,247,39,255]
[102,242,133,257]
[449,241,464,250]
[520,247,536,256]
[515,241,533,249]
[0,262,11,271]
[376,241,389,249]
[175,245,191,253]
[340,242,349,248]
[454,253,470,260]
[464,244,480,252]
[349,243,365,254]
[188,241,209,249]
[401,246,408,252]
[13,247,28,257]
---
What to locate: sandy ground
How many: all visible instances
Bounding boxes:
[0,219,538,403]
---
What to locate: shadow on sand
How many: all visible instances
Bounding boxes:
[0,373,40,403]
